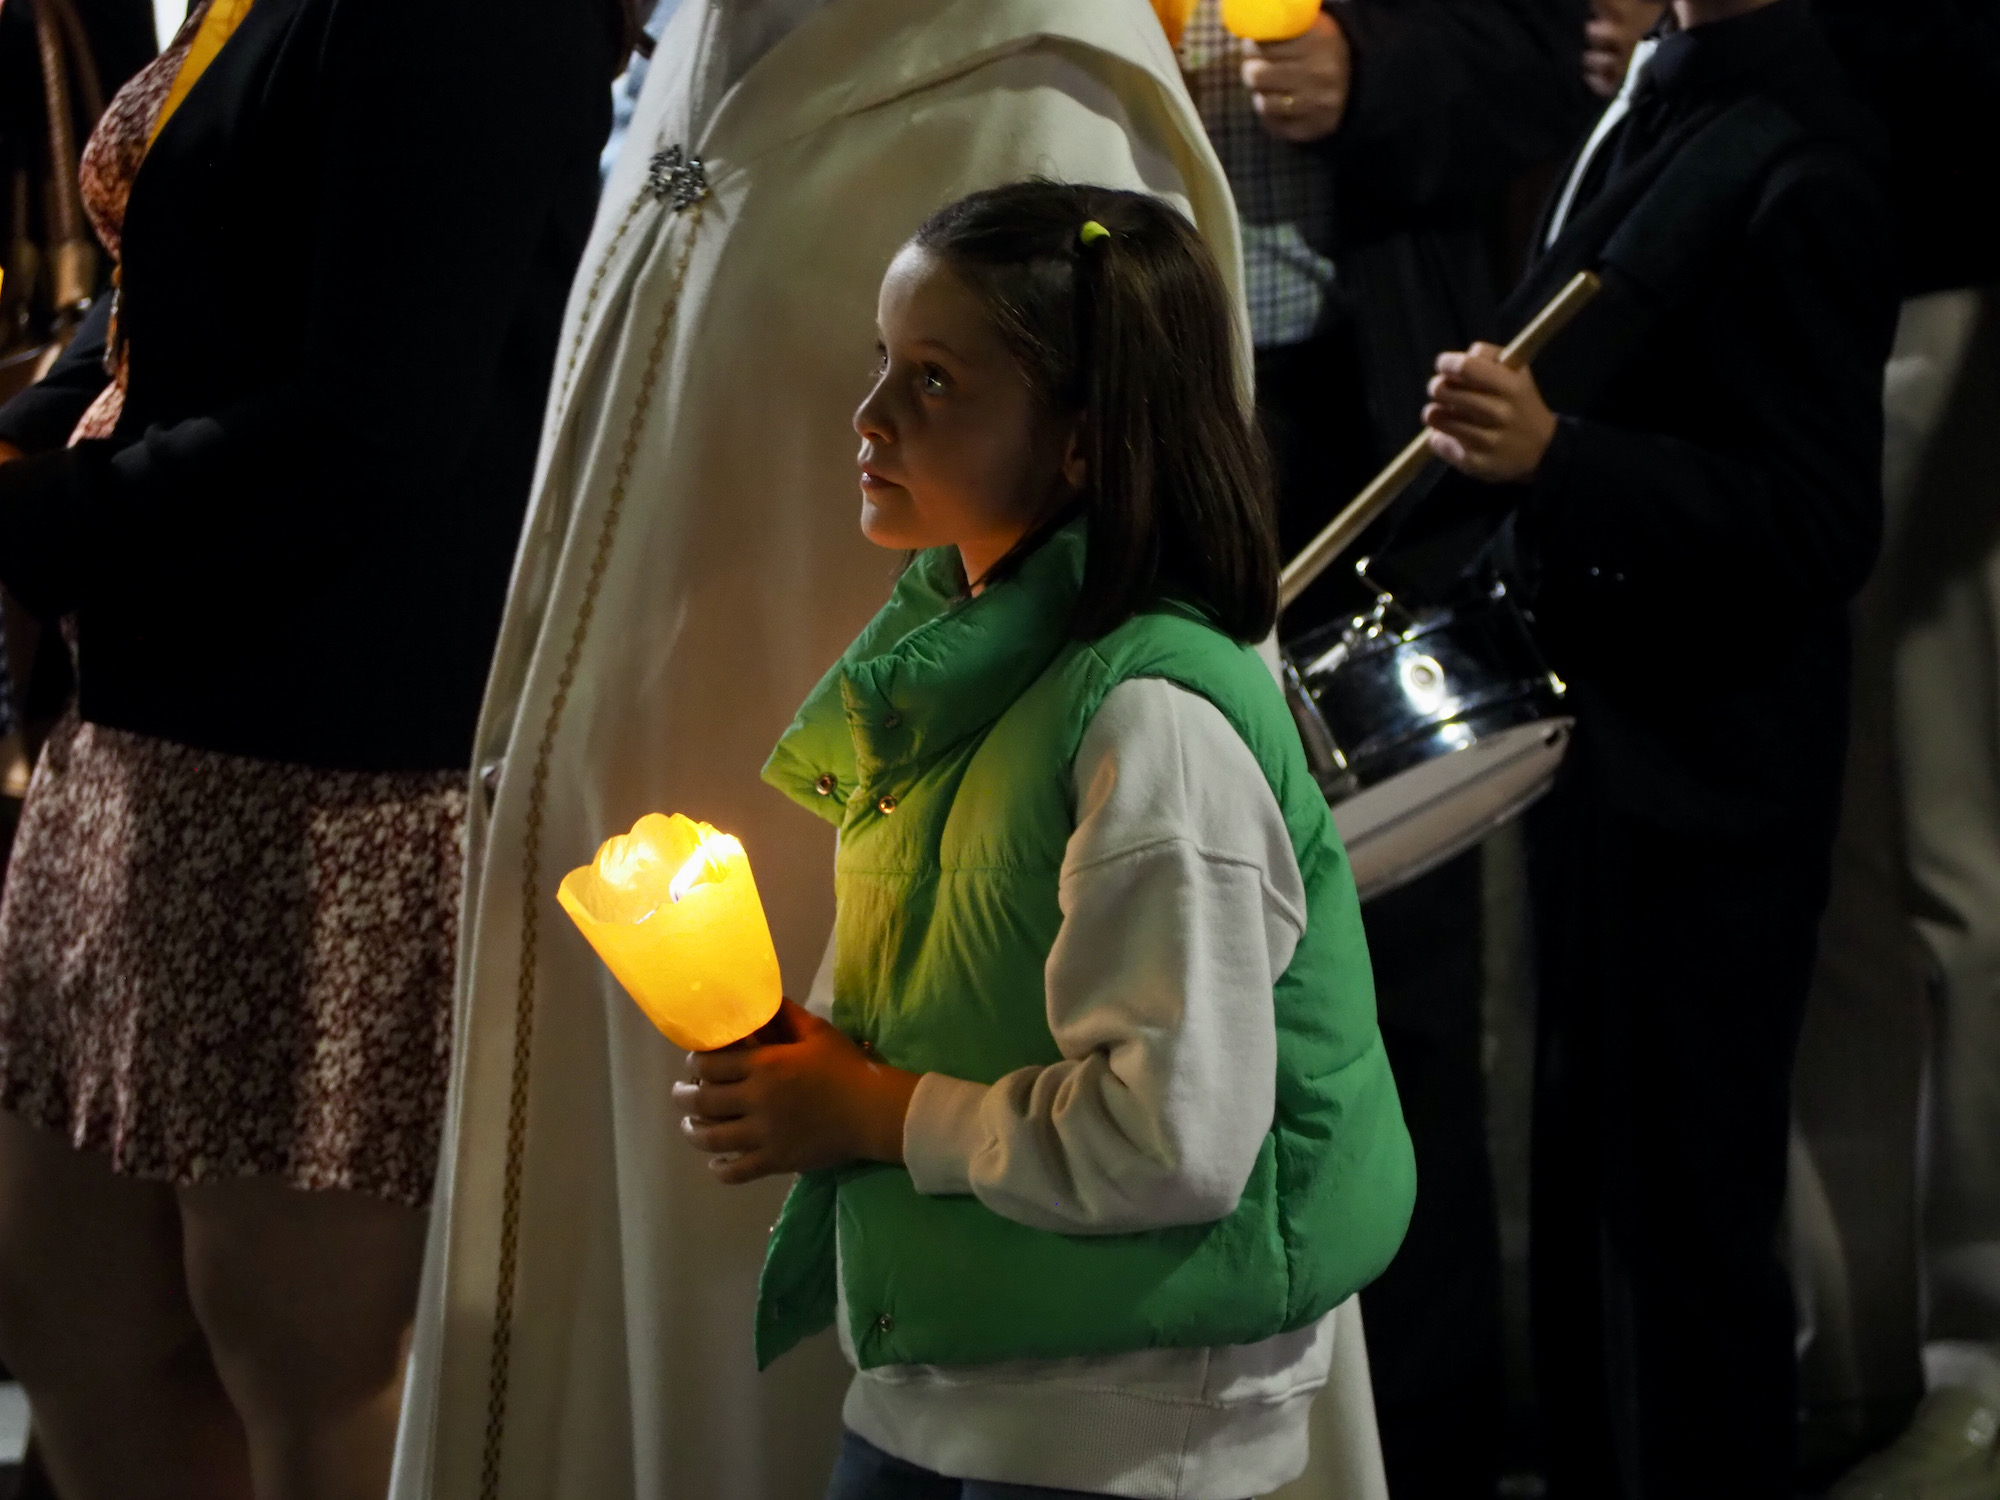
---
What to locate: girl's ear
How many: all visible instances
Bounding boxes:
[1060,416,1089,493]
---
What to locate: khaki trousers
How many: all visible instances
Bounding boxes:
[1889,291,2000,1392]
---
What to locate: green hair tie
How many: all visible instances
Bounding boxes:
[1079,220,1111,247]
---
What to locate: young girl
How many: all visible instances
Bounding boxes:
[672,181,1415,1500]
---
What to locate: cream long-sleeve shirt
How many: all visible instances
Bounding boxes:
[831,676,1342,1500]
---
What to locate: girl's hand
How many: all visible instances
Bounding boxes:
[670,998,921,1185]
[1423,343,1558,483]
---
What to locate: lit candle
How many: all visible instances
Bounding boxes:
[1222,0,1321,41]
[558,813,783,1052]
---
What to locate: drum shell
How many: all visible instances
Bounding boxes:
[1284,587,1572,899]
[1289,591,1565,790]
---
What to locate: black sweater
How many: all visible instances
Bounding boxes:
[0,0,618,772]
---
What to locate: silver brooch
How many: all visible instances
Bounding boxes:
[647,144,709,211]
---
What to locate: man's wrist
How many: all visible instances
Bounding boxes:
[1524,407,1559,479]
[1524,414,1582,512]
[1320,0,1363,123]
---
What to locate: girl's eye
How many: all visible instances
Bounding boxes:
[873,347,889,374]
[920,366,948,395]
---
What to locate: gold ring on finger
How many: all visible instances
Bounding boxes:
[1281,93,1296,112]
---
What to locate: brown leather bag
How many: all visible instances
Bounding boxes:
[0,0,105,406]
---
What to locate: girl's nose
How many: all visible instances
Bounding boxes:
[854,373,895,444]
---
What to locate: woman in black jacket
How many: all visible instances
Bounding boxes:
[0,1,624,1494]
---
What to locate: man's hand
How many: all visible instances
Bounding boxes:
[671,998,921,1186]
[1242,12,1352,143]
[0,442,22,465]
[1584,0,1665,98]
[1423,342,1558,483]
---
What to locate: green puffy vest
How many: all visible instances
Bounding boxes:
[756,521,1414,1371]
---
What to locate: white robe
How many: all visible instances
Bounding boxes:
[391,2,1378,1496]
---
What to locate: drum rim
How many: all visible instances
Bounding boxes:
[1335,687,1565,787]
[1337,718,1572,900]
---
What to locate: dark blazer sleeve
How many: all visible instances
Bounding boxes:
[0,0,605,619]
[1523,153,1899,610]
[1328,0,1595,231]
[0,293,115,456]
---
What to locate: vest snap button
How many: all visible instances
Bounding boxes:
[883,712,901,729]
[877,795,898,815]
[814,773,837,796]
[874,1312,894,1334]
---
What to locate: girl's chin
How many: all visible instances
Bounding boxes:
[859,496,930,553]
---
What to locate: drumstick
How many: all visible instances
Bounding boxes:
[1277,269,1604,610]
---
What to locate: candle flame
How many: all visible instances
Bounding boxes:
[667,830,743,904]
[668,844,709,904]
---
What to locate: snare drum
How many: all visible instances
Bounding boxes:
[1284,578,1571,901]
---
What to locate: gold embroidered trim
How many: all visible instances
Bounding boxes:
[555,194,649,416]
[480,195,707,1500]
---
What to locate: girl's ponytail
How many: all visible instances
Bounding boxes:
[914,182,1279,643]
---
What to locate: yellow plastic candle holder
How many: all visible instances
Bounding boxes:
[1222,0,1321,41]
[558,813,783,1052]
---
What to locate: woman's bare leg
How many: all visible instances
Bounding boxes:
[180,1177,427,1500]
[0,1110,252,1500]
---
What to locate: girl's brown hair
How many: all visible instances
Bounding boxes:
[912,181,1278,643]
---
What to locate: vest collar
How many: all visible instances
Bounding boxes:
[764,520,1086,812]
[847,520,1086,782]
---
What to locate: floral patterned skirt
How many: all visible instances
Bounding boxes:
[0,710,467,1207]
